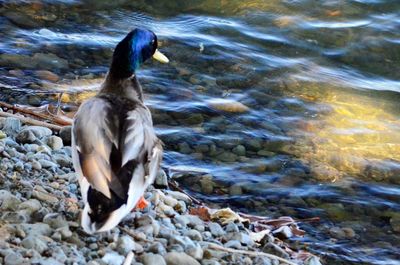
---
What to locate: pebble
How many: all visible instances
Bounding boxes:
[164,252,201,265]
[35,70,59,82]
[4,252,24,265]
[209,222,225,237]
[118,235,136,255]
[142,253,166,265]
[22,235,48,254]
[2,118,21,137]
[47,135,64,150]
[102,251,125,265]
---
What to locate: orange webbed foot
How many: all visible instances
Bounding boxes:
[134,196,149,211]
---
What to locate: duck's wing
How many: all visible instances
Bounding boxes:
[71,96,160,203]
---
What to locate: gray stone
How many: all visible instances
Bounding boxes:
[0,190,21,211]
[37,258,64,265]
[216,152,237,162]
[225,222,239,233]
[155,169,168,188]
[32,53,69,70]
[102,251,125,265]
[226,232,254,246]
[118,235,136,255]
[262,243,290,259]
[229,185,242,196]
[20,223,52,236]
[254,256,272,265]
[38,159,58,169]
[184,229,203,241]
[273,226,293,239]
[232,145,246,156]
[208,222,224,237]
[47,135,63,150]
[43,213,68,229]
[164,252,201,265]
[148,242,167,255]
[16,129,37,144]
[2,118,21,137]
[142,253,166,265]
[200,175,214,194]
[165,191,192,204]
[59,126,72,146]
[186,244,203,260]
[224,240,241,249]
[22,235,48,254]
[20,126,52,139]
[1,211,29,223]
[4,252,24,265]
[53,154,72,167]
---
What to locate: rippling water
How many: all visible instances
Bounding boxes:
[1,1,400,264]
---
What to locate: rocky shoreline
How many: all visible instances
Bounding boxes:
[0,115,322,265]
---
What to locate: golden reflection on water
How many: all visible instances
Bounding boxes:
[285,81,400,182]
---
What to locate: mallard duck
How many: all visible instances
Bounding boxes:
[71,28,169,234]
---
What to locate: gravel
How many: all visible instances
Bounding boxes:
[0,119,320,265]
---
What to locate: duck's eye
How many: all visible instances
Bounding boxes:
[151,39,155,45]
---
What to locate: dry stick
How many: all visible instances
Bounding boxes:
[167,180,203,205]
[0,101,72,126]
[207,242,299,265]
[0,111,63,131]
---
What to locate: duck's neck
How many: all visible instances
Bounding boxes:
[100,73,143,102]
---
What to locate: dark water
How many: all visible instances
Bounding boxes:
[1,1,400,264]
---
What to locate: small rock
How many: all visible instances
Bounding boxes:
[148,242,167,255]
[102,251,125,265]
[4,252,24,265]
[207,99,249,113]
[20,126,52,139]
[209,222,225,237]
[329,227,346,239]
[18,199,42,214]
[32,186,58,204]
[2,117,21,137]
[184,229,203,241]
[59,126,72,146]
[342,227,356,238]
[0,190,21,211]
[47,135,63,150]
[20,223,52,236]
[164,252,201,265]
[232,145,246,156]
[262,243,289,259]
[225,222,239,233]
[22,235,48,254]
[186,244,203,260]
[273,226,293,239]
[155,169,168,188]
[224,240,242,249]
[142,253,166,265]
[118,235,136,255]
[16,129,37,144]
[35,70,59,82]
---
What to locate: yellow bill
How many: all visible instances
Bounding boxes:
[152,49,169,63]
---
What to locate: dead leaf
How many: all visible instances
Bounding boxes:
[210,208,250,225]
[189,206,211,221]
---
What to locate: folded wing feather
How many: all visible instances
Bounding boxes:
[72,97,158,202]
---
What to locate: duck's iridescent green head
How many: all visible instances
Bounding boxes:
[109,28,169,79]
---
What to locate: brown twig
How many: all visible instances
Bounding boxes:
[0,111,63,131]
[0,101,72,126]
[167,179,203,205]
